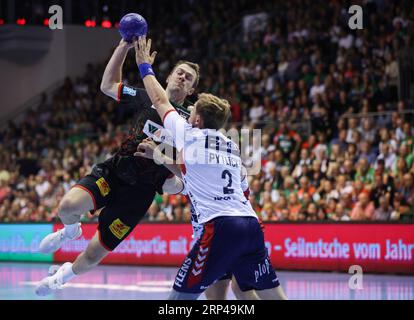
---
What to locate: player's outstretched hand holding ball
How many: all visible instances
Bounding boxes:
[118,38,135,50]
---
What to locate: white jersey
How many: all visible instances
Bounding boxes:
[164,111,257,225]
[184,170,250,241]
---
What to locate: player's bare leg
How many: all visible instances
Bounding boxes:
[255,286,288,300]
[230,276,260,300]
[39,187,94,253]
[204,279,231,300]
[35,232,109,296]
[234,289,260,300]
[168,289,202,300]
[58,187,94,225]
[71,232,110,274]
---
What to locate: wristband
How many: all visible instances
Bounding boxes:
[139,63,155,79]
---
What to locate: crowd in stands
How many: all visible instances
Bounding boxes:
[1,0,414,223]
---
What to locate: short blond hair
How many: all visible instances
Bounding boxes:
[195,93,231,129]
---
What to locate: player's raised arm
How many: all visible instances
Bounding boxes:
[100,39,135,100]
[134,36,175,121]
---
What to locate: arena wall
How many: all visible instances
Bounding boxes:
[0,25,119,124]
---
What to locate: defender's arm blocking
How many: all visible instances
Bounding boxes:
[134,37,175,121]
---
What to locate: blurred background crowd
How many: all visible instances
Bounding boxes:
[1,0,414,223]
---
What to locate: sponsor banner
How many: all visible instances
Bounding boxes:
[263,224,414,274]
[0,224,53,262]
[52,223,414,274]
[53,223,194,266]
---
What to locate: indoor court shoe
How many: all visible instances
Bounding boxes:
[35,263,72,296]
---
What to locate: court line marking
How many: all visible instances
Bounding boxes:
[20,281,172,292]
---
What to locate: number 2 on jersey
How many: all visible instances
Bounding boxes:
[222,170,234,194]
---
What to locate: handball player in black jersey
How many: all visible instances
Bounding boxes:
[35,39,199,296]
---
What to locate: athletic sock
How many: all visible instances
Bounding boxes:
[63,223,80,239]
[60,263,76,283]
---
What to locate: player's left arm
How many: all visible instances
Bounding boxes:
[134,36,175,122]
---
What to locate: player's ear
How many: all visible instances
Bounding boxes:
[187,87,195,96]
[195,114,202,127]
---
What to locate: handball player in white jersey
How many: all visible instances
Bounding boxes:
[134,36,287,300]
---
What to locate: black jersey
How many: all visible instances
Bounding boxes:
[103,83,191,186]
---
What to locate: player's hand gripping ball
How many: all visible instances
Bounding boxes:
[118,13,148,43]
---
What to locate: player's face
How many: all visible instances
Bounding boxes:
[166,64,197,96]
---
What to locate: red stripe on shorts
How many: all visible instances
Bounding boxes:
[187,222,214,288]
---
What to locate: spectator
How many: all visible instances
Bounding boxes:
[309,76,325,102]
[355,157,375,185]
[398,173,414,219]
[359,140,377,165]
[335,202,351,221]
[297,176,316,200]
[287,193,302,221]
[305,202,319,221]
[274,123,301,158]
[346,118,359,144]
[249,96,266,124]
[309,160,326,188]
[375,143,397,171]
[0,180,11,204]
[371,173,395,208]
[350,192,375,221]
[273,196,288,221]
[292,148,312,179]
[373,196,393,221]
[260,203,274,221]
[375,104,391,128]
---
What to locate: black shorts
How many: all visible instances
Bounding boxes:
[74,164,163,251]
